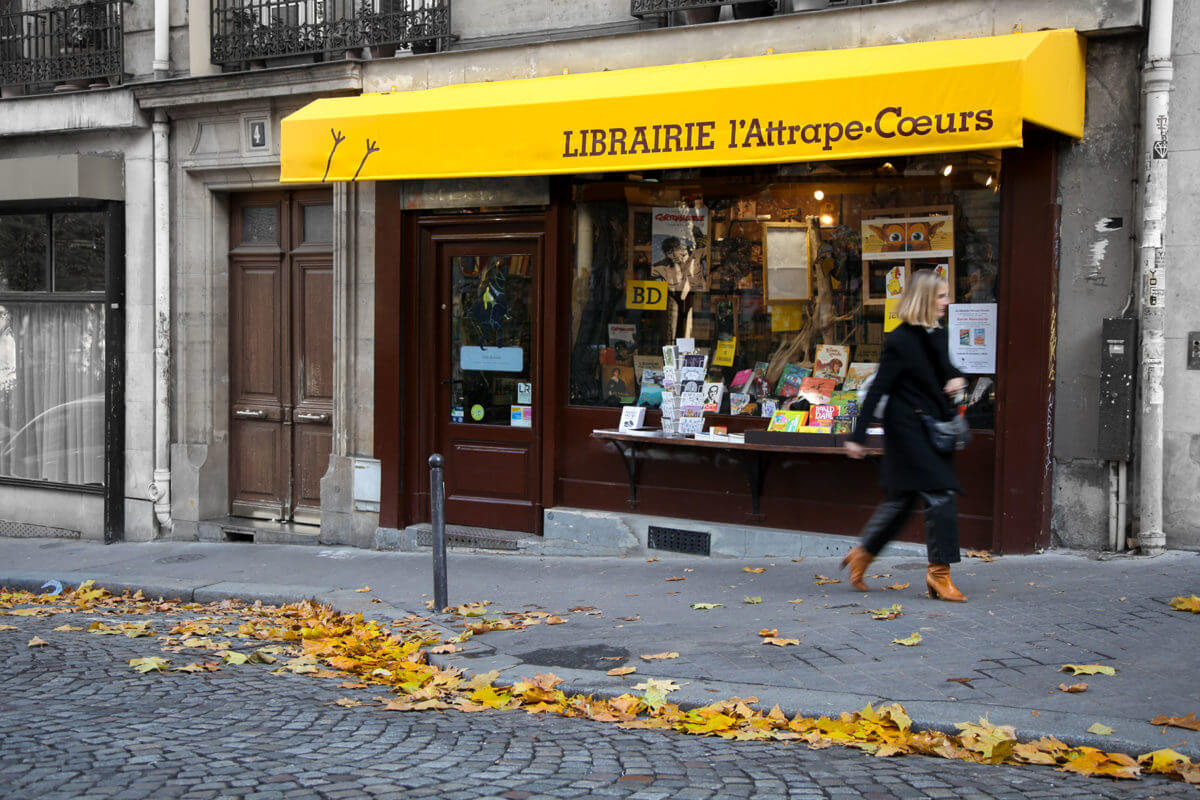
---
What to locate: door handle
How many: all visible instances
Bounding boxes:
[295,412,330,423]
[234,409,267,418]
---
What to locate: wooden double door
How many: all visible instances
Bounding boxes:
[229,191,334,524]
[408,216,551,533]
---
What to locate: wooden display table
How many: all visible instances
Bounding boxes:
[591,429,882,516]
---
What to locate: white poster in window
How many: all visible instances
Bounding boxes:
[947,303,997,374]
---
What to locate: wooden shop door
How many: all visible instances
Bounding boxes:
[421,222,545,532]
[228,191,334,524]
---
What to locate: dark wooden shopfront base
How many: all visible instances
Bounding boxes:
[376,127,1058,553]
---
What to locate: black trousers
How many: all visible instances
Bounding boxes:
[859,490,960,565]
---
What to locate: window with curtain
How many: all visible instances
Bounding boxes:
[0,210,107,487]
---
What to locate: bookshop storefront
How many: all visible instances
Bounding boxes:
[282,30,1085,553]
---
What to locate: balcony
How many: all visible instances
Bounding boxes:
[210,0,452,70]
[631,0,901,25]
[0,0,124,96]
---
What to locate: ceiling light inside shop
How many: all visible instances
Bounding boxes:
[820,214,834,226]
[942,164,954,176]
[813,189,825,200]
[986,175,994,186]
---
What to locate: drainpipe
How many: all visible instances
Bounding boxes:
[153,0,170,77]
[1136,0,1173,556]
[148,109,173,532]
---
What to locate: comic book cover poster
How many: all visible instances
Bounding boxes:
[861,215,954,261]
[649,206,710,292]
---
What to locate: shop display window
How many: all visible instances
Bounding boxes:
[568,154,1001,430]
[0,210,111,488]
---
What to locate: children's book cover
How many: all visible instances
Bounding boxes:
[602,366,637,403]
[730,368,754,392]
[729,393,753,415]
[774,363,812,398]
[751,361,772,398]
[798,376,836,405]
[637,369,664,407]
[813,344,850,381]
[843,362,879,390]
[810,404,839,427]
[767,410,808,432]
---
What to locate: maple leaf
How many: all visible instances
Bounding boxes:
[1168,595,1200,613]
[355,586,371,593]
[1011,743,1059,765]
[129,656,170,673]
[640,652,680,661]
[743,567,765,574]
[762,637,800,647]
[544,615,566,625]
[222,651,249,665]
[607,666,637,677]
[633,678,681,711]
[757,628,778,637]
[1086,722,1114,736]
[666,576,686,582]
[814,575,840,585]
[743,596,762,605]
[27,636,47,647]
[1060,664,1116,676]
[1148,712,1200,731]
[882,583,911,591]
[690,603,722,610]
[428,643,458,655]
[891,633,922,647]
[1060,748,1141,780]
[173,662,218,673]
[955,718,1017,763]
[965,549,997,562]
[1058,683,1088,693]
[451,602,491,617]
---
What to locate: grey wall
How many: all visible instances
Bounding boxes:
[1050,36,1142,549]
[1162,0,1200,551]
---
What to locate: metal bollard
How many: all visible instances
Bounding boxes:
[429,453,448,611]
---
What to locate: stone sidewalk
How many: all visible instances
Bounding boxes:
[3,536,1198,761]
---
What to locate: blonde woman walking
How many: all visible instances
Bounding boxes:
[842,270,969,601]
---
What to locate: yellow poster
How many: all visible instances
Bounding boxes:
[770,304,804,332]
[862,215,955,262]
[713,337,737,367]
[626,279,669,310]
[884,297,902,333]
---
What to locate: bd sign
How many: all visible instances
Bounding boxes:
[626,280,668,310]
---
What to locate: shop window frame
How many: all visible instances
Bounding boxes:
[0,200,123,542]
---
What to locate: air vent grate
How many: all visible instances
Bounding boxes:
[647,525,711,556]
[0,519,81,539]
[417,529,520,551]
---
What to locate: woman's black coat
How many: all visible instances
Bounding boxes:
[850,323,964,493]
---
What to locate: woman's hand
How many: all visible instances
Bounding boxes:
[844,441,866,460]
[944,377,967,397]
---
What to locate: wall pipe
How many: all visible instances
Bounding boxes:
[153,0,170,76]
[148,110,173,532]
[1136,0,1173,556]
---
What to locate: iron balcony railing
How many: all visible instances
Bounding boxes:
[210,0,452,68]
[631,0,901,20]
[0,0,123,92]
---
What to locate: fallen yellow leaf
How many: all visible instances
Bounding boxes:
[607,666,637,677]
[1087,722,1114,736]
[666,576,686,582]
[128,656,170,673]
[1061,664,1116,676]
[0,624,18,631]
[743,567,765,574]
[883,583,911,591]
[814,575,840,586]
[690,603,722,610]
[1058,683,1089,693]
[51,624,84,631]
[428,643,459,655]
[544,615,566,625]
[744,596,762,605]
[761,637,800,647]
[640,652,679,661]
[1168,595,1200,613]
[330,697,363,707]
[891,633,922,647]
[757,628,778,637]
[787,598,804,604]
[355,586,371,593]
[27,636,47,647]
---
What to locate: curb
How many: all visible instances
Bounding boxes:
[4,571,1196,761]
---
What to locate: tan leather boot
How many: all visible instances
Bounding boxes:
[840,546,874,592]
[926,564,967,602]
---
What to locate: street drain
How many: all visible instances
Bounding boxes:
[514,644,630,671]
[155,553,207,564]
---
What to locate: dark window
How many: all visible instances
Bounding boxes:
[0,215,49,291]
[53,212,106,292]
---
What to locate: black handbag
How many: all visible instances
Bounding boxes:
[916,409,970,453]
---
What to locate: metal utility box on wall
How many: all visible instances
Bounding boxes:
[1098,318,1137,462]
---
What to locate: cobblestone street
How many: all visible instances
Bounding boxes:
[0,611,1191,800]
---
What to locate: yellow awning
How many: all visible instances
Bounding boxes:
[281,29,1084,183]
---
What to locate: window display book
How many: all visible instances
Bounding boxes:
[774,363,812,398]
[843,362,879,390]
[813,344,850,381]
[798,376,836,405]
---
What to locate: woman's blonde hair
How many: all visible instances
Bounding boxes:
[895,269,947,327]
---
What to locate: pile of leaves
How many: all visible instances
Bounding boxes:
[3,581,1199,786]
